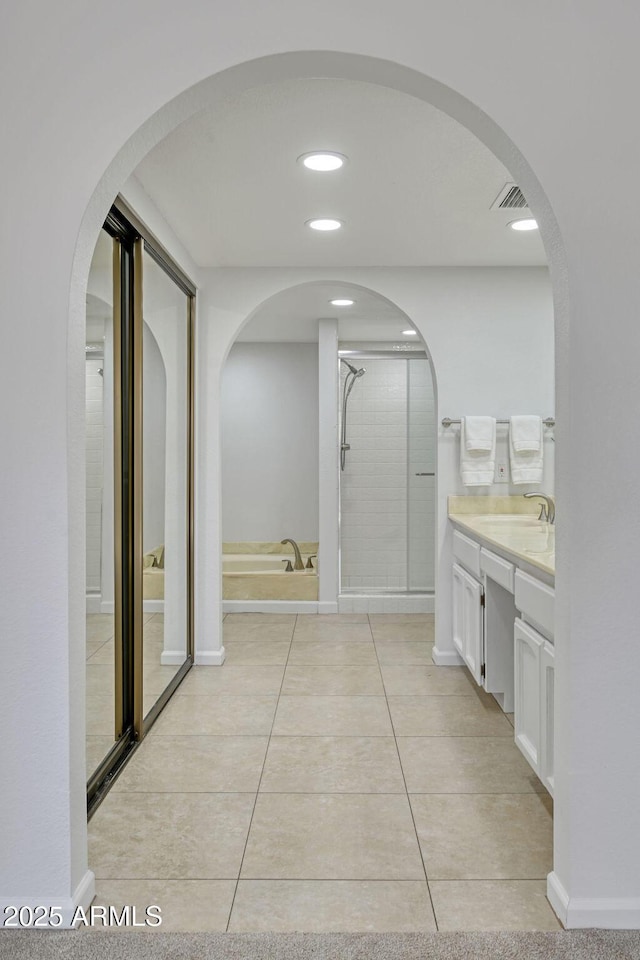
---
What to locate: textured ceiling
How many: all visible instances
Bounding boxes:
[133,78,547,269]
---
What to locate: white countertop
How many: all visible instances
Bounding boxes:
[448,497,555,578]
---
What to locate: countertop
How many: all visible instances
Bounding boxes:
[448,496,555,578]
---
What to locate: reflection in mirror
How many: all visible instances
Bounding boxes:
[85,228,117,776]
[142,250,190,718]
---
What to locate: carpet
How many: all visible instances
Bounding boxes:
[1,931,639,960]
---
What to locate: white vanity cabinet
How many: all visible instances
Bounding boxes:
[514,616,555,795]
[452,561,484,685]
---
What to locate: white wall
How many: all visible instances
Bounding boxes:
[221,342,319,542]
[3,8,640,929]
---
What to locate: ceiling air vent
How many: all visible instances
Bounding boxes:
[491,182,529,211]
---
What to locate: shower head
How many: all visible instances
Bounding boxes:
[340,358,366,378]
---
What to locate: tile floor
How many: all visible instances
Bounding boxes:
[87,613,560,932]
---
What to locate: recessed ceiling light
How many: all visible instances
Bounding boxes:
[330,298,355,306]
[298,152,347,172]
[306,218,343,231]
[509,218,538,231]
[402,329,418,336]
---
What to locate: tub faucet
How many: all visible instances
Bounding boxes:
[281,538,304,570]
[523,492,555,524]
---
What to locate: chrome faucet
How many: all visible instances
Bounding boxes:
[523,492,555,524]
[281,538,304,570]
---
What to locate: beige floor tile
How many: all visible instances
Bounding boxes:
[375,641,435,664]
[430,879,562,930]
[86,695,116,736]
[86,736,116,775]
[292,620,373,643]
[88,640,114,664]
[87,615,116,644]
[150,694,277,736]
[224,640,291,665]
[282,664,384,696]
[229,880,436,932]
[410,793,554,879]
[297,614,370,623]
[369,614,434,624]
[388,694,513,737]
[260,737,405,794]
[86,640,108,661]
[89,792,255,879]
[89,879,236,932]
[87,663,115,699]
[369,621,435,643]
[241,793,424,880]
[506,712,515,727]
[225,614,297,624]
[142,663,183,695]
[113,736,268,793]
[382,664,476,696]
[273,696,393,737]
[398,737,545,794]
[142,621,166,644]
[224,620,296,642]
[176,664,285,696]
[288,640,377,665]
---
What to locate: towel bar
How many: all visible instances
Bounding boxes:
[441,417,555,428]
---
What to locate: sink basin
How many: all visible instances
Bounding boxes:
[474,515,542,528]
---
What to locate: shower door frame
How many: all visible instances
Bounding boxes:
[337,349,435,597]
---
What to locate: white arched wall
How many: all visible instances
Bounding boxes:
[2,6,640,929]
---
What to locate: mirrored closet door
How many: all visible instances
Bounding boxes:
[85,202,194,814]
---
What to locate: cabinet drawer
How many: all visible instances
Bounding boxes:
[453,530,481,578]
[514,569,554,638]
[481,548,515,593]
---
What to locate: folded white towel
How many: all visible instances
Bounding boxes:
[509,416,543,484]
[464,416,496,452]
[460,417,496,486]
[510,415,542,452]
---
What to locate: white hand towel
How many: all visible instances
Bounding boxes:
[460,417,496,486]
[464,415,496,452]
[509,416,543,484]
[510,415,542,452]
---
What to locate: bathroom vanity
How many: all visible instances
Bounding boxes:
[448,496,555,796]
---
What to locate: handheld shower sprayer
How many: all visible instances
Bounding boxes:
[339,358,366,470]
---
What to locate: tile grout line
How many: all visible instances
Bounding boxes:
[224,613,298,931]
[370,613,440,931]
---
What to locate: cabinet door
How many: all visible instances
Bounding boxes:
[514,617,543,773]
[539,641,555,796]
[452,563,465,658]
[462,569,484,685]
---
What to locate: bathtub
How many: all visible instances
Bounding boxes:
[222,543,319,601]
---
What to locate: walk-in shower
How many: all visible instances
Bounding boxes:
[339,349,436,608]
[340,358,366,470]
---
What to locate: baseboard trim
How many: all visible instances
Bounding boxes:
[1,869,95,930]
[338,593,435,614]
[194,647,226,666]
[432,646,465,666]
[317,601,339,614]
[100,600,114,614]
[85,594,101,614]
[547,871,640,928]
[160,650,187,666]
[223,600,320,614]
[143,600,164,614]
